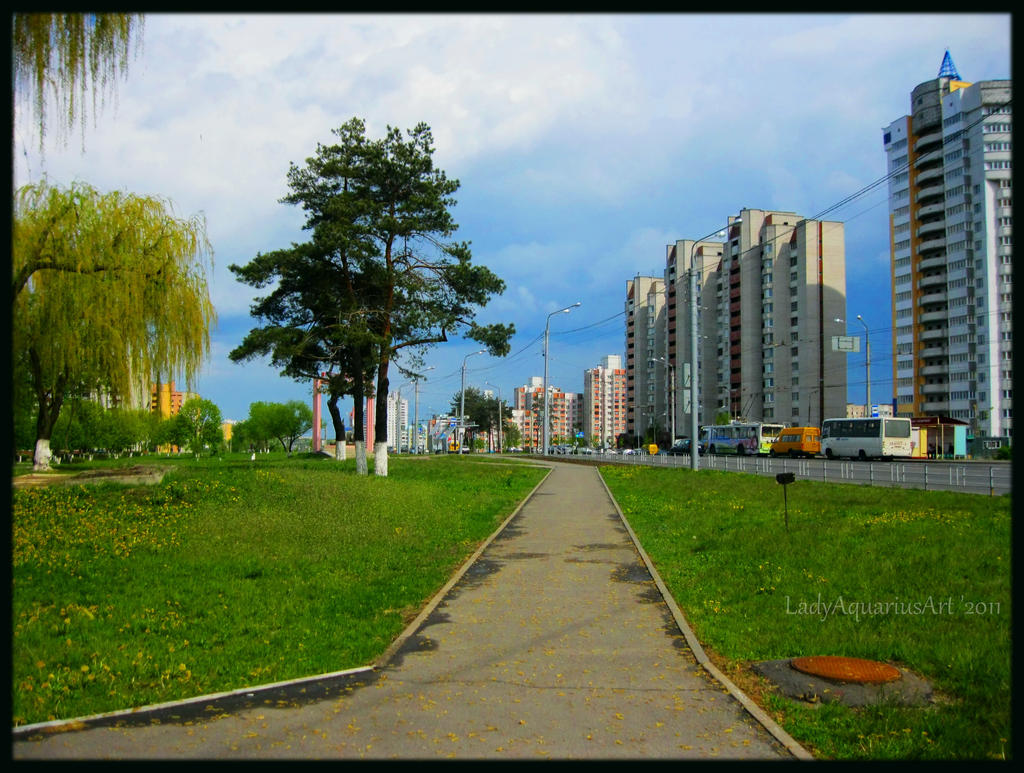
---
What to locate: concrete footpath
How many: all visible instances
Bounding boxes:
[12,460,810,760]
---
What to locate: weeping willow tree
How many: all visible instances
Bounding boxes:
[12,12,144,150]
[12,180,216,470]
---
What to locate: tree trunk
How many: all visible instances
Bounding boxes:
[327,393,347,461]
[33,437,54,471]
[373,361,390,477]
[30,352,65,471]
[374,441,388,477]
[352,363,367,476]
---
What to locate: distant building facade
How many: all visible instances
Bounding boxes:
[150,381,197,418]
[882,51,1011,443]
[625,275,665,438]
[386,391,409,450]
[513,377,579,449]
[846,403,894,419]
[583,354,627,448]
[635,208,848,436]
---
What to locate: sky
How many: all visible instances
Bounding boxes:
[13,12,1012,426]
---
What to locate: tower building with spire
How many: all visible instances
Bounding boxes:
[882,52,1011,446]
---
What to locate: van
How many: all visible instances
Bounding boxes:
[769,426,821,458]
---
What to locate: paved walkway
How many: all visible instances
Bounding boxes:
[12,460,808,760]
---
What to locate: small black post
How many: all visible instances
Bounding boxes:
[776,472,795,532]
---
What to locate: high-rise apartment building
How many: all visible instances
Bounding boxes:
[583,354,627,449]
[386,391,409,450]
[624,275,666,439]
[150,381,198,419]
[513,377,579,449]
[882,52,1011,442]
[630,208,848,437]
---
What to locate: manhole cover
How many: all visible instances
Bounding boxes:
[790,655,901,684]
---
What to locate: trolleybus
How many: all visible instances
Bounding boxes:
[705,422,786,455]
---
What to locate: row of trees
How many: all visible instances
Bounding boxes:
[12,396,317,459]
[229,118,514,477]
[12,396,223,458]
[12,14,219,471]
[13,17,514,477]
[231,401,313,455]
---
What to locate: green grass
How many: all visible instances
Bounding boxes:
[11,453,546,726]
[599,464,1011,761]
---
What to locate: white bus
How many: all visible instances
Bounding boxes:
[820,417,913,461]
[705,422,786,455]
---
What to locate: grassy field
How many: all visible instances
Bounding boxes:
[11,452,547,727]
[11,453,1011,759]
[599,464,1011,761]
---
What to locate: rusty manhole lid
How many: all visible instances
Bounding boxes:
[790,655,901,684]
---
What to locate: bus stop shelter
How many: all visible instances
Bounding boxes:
[910,416,969,459]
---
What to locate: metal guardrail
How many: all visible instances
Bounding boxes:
[559,450,1012,496]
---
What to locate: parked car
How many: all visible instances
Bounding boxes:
[665,439,689,456]
[666,438,704,456]
[770,426,821,458]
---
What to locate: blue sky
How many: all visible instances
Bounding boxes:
[13,13,1011,424]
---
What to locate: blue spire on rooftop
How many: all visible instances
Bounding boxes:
[938,50,961,80]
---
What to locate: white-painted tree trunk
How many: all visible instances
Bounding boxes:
[374,442,388,477]
[33,437,53,472]
[334,441,346,461]
[355,441,368,475]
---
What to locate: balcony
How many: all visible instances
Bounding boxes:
[916,219,945,238]
[917,202,945,218]
[919,291,948,305]
[917,271,946,289]
[915,183,945,204]
[917,255,947,271]
[920,327,947,341]
[913,131,943,153]
[919,309,948,324]
[915,166,944,185]
[918,235,946,253]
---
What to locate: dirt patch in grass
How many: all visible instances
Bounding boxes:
[12,465,172,490]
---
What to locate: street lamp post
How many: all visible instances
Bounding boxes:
[461,350,485,453]
[857,315,871,417]
[543,302,581,456]
[412,366,435,454]
[689,224,732,470]
[484,381,503,453]
[652,357,676,442]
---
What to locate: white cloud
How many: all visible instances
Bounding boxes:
[11,12,1010,421]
